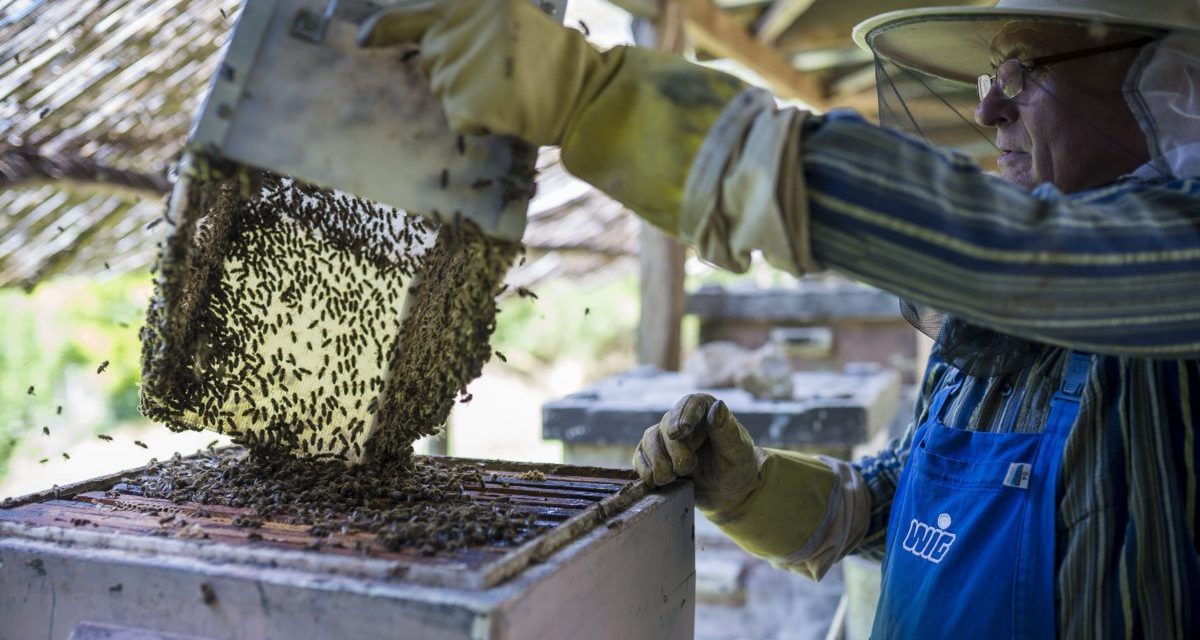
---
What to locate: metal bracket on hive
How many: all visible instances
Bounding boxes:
[185,0,569,242]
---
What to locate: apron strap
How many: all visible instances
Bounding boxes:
[1043,351,1089,437]
[927,374,963,426]
[1057,351,1092,399]
[1013,351,1090,635]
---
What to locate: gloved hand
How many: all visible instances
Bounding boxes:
[360,0,820,278]
[634,393,761,515]
[358,0,615,146]
[636,393,868,580]
[356,0,746,232]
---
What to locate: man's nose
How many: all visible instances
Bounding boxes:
[975,83,1018,127]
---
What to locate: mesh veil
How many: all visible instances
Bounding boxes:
[876,48,1051,376]
[1127,33,1200,180]
[868,17,1176,377]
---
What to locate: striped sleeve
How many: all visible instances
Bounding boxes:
[802,112,1200,358]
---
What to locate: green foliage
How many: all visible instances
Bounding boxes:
[491,275,639,377]
[0,274,150,480]
[0,296,51,480]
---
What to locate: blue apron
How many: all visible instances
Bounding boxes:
[871,352,1090,639]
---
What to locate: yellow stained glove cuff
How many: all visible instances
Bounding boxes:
[360,0,621,146]
[701,448,835,561]
[560,47,746,232]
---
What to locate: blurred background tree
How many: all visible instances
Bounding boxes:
[0,275,153,487]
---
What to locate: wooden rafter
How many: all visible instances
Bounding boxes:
[755,0,819,45]
[676,0,827,106]
[611,0,829,108]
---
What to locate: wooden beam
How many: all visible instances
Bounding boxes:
[609,0,827,106]
[828,86,878,117]
[674,0,827,107]
[754,0,818,45]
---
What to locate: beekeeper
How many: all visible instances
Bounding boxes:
[360,0,1200,636]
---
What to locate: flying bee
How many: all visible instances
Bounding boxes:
[200,583,217,606]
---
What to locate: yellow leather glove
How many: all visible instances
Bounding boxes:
[357,0,746,232]
[634,394,838,565]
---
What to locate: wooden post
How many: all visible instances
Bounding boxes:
[638,227,687,371]
[633,2,687,372]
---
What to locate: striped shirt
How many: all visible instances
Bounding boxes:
[804,112,1200,638]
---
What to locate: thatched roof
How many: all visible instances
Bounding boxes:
[0,0,238,288]
[0,0,644,290]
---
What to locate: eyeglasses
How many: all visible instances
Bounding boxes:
[976,37,1154,101]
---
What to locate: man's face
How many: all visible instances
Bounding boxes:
[974,26,1150,193]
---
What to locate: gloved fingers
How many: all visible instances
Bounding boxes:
[632,442,659,487]
[662,393,716,444]
[662,426,699,477]
[356,0,443,47]
[705,399,751,457]
[634,425,677,487]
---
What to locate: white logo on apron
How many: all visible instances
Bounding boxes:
[902,513,956,563]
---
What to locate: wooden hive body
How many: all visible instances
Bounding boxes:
[0,457,694,639]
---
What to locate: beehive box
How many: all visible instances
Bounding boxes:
[0,455,694,639]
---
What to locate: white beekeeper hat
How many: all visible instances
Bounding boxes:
[852,0,1200,181]
[852,0,1199,82]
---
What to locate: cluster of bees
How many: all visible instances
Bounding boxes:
[141,162,516,459]
[364,218,519,462]
[126,446,541,553]
[131,153,530,550]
